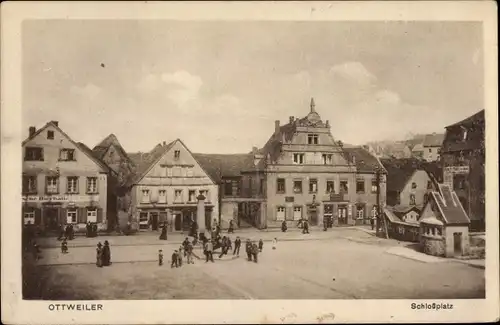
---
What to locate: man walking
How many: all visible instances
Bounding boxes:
[233,236,241,256]
[302,219,310,234]
[205,240,214,263]
[186,241,194,264]
[245,239,253,262]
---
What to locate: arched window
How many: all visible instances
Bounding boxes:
[410,194,416,206]
[423,193,429,205]
[411,182,417,189]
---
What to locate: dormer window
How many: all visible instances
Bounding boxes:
[307,134,319,145]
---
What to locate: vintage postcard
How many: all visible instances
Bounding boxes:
[1,1,498,324]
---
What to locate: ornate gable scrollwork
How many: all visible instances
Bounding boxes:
[296,117,326,128]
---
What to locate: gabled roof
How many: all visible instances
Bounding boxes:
[381,158,419,192]
[411,143,424,152]
[383,207,419,227]
[128,140,176,186]
[388,205,423,215]
[446,109,485,129]
[430,184,470,225]
[76,142,115,176]
[343,147,386,173]
[423,133,444,147]
[22,121,111,174]
[92,134,134,166]
[128,139,218,187]
[193,153,256,183]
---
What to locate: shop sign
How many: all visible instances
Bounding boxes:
[22,195,99,202]
[444,166,470,174]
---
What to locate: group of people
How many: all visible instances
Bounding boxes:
[57,224,75,241]
[85,222,99,238]
[281,219,310,234]
[95,241,112,267]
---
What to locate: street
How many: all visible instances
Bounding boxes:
[24,228,485,300]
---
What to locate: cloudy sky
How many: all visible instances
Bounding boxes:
[23,20,483,153]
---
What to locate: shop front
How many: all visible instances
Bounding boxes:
[22,194,105,233]
[137,204,214,232]
[322,193,351,226]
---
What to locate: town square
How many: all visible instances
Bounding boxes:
[18,19,487,302]
[24,227,484,300]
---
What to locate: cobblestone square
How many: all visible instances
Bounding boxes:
[24,229,485,300]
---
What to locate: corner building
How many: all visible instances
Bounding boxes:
[22,121,110,232]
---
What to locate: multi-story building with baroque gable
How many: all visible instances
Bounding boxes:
[198,98,387,229]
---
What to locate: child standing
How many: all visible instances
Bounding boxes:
[158,249,164,266]
[272,238,277,250]
[177,246,183,267]
[61,238,68,254]
[258,239,264,252]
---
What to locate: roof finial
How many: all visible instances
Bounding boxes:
[310,97,316,113]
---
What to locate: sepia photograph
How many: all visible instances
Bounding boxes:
[2,1,498,324]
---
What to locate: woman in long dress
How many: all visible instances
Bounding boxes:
[159,224,167,240]
[102,240,111,266]
[96,242,103,267]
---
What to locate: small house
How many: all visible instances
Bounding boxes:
[419,183,471,257]
[383,207,420,242]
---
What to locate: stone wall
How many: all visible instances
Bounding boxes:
[421,235,445,257]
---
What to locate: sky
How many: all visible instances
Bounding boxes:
[22,20,484,154]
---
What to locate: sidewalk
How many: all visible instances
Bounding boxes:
[34,228,342,249]
[385,246,447,263]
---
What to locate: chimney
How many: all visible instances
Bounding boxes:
[252,146,258,154]
[326,120,330,128]
[51,120,59,127]
[28,126,36,137]
[289,116,294,124]
[163,141,166,146]
[275,120,280,134]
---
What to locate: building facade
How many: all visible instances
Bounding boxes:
[441,110,485,231]
[128,139,219,232]
[22,121,110,233]
[259,99,386,228]
[423,133,444,162]
[419,184,471,257]
[382,159,438,208]
[92,134,136,230]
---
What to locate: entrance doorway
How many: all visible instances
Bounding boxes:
[338,206,348,225]
[309,208,318,225]
[324,204,334,228]
[44,208,59,230]
[453,232,462,255]
[182,213,193,231]
[150,212,159,231]
[174,212,183,231]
